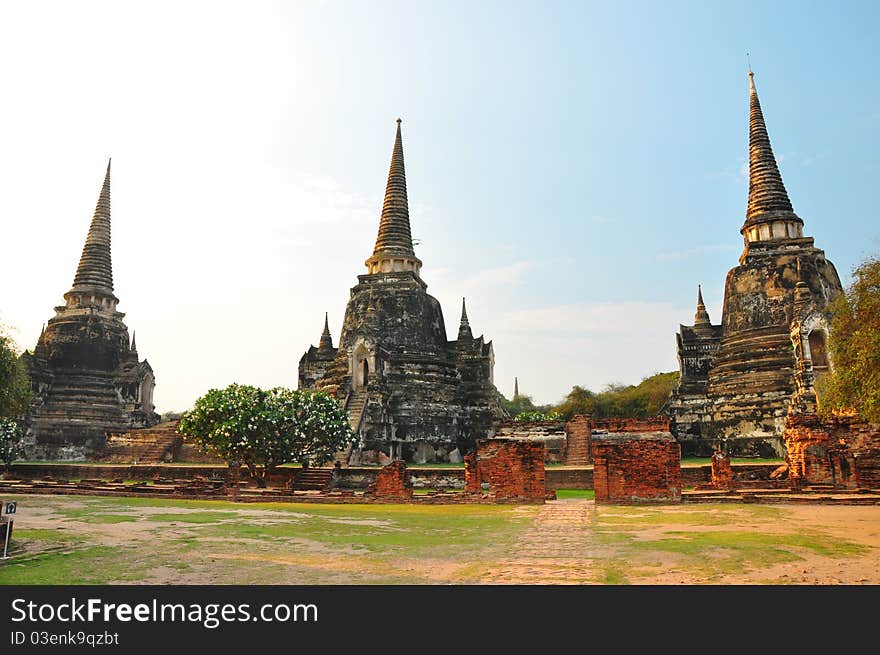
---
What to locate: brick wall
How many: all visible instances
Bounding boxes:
[592,417,671,433]
[364,461,413,499]
[465,439,547,501]
[592,433,681,504]
[493,421,567,462]
[564,415,592,465]
[710,452,735,490]
[784,413,879,490]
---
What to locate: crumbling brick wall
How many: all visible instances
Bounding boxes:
[364,461,413,499]
[592,416,671,433]
[563,415,592,465]
[784,413,879,490]
[465,439,546,501]
[710,451,735,490]
[493,421,567,462]
[592,432,681,504]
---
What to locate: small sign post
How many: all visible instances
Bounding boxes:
[1,500,15,560]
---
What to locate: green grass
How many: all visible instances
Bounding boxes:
[591,504,868,581]
[0,546,145,584]
[0,494,535,584]
[1,495,872,585]
[554,489,595,499]
[146,512,241,524]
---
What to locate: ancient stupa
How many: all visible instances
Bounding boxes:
[299,120,505,463]
[667,72,843,456]
[22,161,159,459]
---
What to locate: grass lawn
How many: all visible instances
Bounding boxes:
[0,494,873,585]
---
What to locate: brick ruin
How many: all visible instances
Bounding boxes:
[464,439,548,501]
[20,161,159,460]
[298,120,505,464]
[364,461,413,500]
[784,413,880,491]
[710,451,735,491]
[491,414,664,466]
[592,431,681,504]
[493,415,592,464]
[667,72,842,458]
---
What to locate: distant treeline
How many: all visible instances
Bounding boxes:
[500,371,680,422]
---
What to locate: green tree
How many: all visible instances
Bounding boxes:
[0,325,31,419]
[0,417,25,470]
[177,384,356,487]
[551,372,680,420]
[818,255,880,422]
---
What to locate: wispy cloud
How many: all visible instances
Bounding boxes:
[655,244,738,262]
[801,150,831,167]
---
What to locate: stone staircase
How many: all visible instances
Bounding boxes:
[100,421,183,463]
[291,467,334,492]
[346,390,368,433]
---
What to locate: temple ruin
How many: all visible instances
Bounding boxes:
[667,72,843,456]
[21,161,159,460]
[299,120,506,463]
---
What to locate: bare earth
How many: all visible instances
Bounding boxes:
[2,495,878,584]
[475,500,880,584]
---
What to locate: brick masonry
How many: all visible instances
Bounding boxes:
[465,439,548,501]
[592,417,671,433]
[710,451,735,490]
[364,461,413,499]
[592,432,682,504]
[784,413,880,490]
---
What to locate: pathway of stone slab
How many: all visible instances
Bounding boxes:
[477,499,598,584]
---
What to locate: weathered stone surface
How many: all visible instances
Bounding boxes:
[299,122,505,462]
[667,73,842,457]
[21,162,158,460]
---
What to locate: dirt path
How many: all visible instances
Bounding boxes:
[477,499,597,583]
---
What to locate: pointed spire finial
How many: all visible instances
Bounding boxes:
[458,297,473,341]
[694,284,711,327]
[130,330,137,352]
[514,377,520,400]
[742,70,802,237]
[319,312,333,351]
[373,119,414,257]
[365,120,423,275]
[69,160,116,297]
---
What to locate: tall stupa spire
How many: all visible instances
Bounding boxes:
[458,297,473,341]
[742,71,803,240]
[365,119,423,275]
[513,377,520,400]
[319,312,333,351]
[70,159,116,298]
[694,284,711,327]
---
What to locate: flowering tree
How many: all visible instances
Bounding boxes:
[177,384,356,486]
[0,418,25,470]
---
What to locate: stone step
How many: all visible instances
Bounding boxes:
[292,468,333,491]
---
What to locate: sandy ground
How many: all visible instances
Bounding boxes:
[475,500,880,584]
[3,495,878,584]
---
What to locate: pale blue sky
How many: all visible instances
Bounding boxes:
[1,1,877,410]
